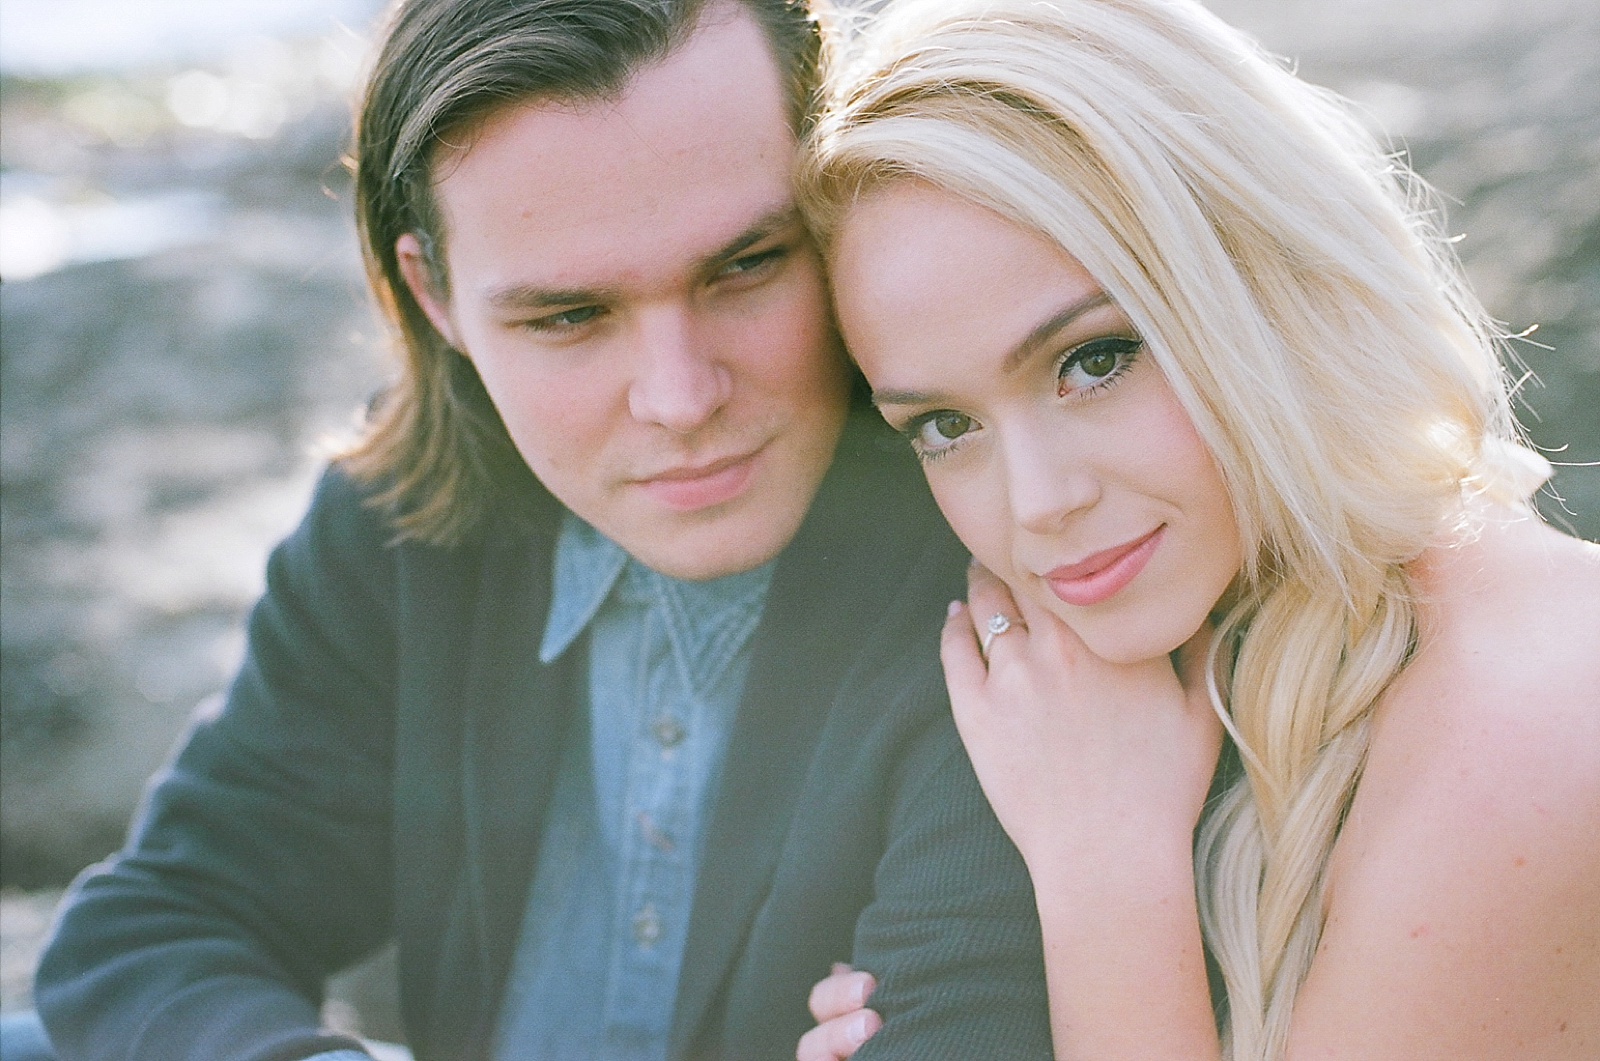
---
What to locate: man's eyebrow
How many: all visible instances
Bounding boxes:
[481,205,802,312]
[486,283,619,311]
[696,205,803,272]
[872,290,1116,408]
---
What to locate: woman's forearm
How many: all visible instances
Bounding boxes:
[1030,835,1222,1061]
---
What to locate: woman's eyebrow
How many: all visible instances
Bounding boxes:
[870,385,941,408]
[1005,291,1113,371]
[871,291,1118,408]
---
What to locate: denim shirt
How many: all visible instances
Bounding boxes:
[491,514,773,1061]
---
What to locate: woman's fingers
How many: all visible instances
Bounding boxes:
[965,561,1028,662]
[943,562,1041,704]
[807,966,876,1022]
[941,600,990,694]
[799,966,881,1061]
[795,1009,884,1061]
[966,561,1025,632]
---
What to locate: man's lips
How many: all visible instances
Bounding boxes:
[634,448,761,512]
[1043,526,1165,608]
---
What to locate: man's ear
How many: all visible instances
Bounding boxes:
[396,232,462,350]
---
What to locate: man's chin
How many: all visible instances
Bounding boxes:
[623,504,804,582]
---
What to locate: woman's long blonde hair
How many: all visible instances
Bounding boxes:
[800,0,1541,1054]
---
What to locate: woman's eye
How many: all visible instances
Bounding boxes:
[905,410,976,457]
[1057,335,1142,396]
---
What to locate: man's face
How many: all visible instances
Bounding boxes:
[398,4,849,580]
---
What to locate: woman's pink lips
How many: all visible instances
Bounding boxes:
[635,450,759,512]
[1044,526,1165,608]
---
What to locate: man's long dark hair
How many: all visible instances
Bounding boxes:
[343,0,824,544]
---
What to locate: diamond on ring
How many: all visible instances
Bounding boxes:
[980,612,1016,657]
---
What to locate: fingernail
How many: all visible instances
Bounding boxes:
[849,1011,877,1045]
[947,600,962,617]
[853,974,875,1006]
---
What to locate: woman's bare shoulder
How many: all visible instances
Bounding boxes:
[1291,515,1600,1056]
[1400,511,1599,722]
[1371,512,1599,805]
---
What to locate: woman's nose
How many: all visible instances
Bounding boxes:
[1002,430,1101,535]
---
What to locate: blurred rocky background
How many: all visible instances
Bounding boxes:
[1,0,1596,1039]
[0,0,398,1035]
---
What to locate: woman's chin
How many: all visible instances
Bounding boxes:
[1057,606,1207,667]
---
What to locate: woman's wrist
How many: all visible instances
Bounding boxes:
[1021,812,1199,897]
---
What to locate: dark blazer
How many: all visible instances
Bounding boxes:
[35,415,1052,1061]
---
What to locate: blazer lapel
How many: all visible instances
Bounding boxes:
[670,422,934,1056]
[451,519,581,1053]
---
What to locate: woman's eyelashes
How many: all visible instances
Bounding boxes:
[900,410,977,461]
[891,332,1146,462]
[1056,334,1142,396]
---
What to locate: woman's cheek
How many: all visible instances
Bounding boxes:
[931,470,1011,578]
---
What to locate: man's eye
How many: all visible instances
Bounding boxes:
[1057,335,1142,396]
[529,305,603,331]
[901,410,977,459]
[720,247,786,278]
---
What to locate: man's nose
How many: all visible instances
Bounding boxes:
[627,306,732,433]
[1002,430,1100,535]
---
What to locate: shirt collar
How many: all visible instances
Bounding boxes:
[539,513,776,667]
[539,513,629,664]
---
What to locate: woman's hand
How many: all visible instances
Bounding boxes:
[795,964,880,1061]
[948,564,1226,1059]
[943,563,1222,878]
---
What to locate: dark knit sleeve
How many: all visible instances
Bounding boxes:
[847,681,1054,1059]
[33,468,398,1061]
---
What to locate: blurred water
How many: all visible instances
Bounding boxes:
[0,0,386,281]
[0,0,383,75]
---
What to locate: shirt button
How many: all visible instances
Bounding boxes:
[652,716,685,749]
[638,811,676,853]
[633,903,662,947]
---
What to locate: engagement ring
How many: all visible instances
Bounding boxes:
[980,612,1017,658]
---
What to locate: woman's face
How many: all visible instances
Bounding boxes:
[831,182,1242,664]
